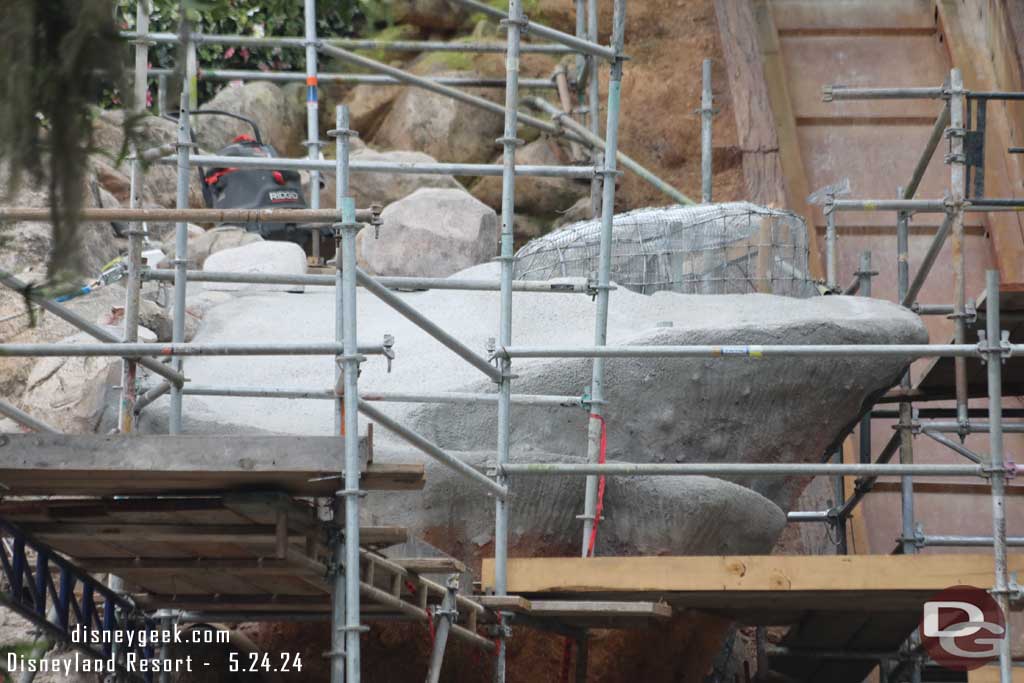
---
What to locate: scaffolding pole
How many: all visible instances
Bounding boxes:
[701,58,713,203]
[493,1,525,678]
[0,400,60,434]
[896,203,917,556]
[580,0,627,560]
[984,269,1013,682]
[304,0,322,264]
[148,67,557,90]
[950,69,969,432]
[587,0,601,218]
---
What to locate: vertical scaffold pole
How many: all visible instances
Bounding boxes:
[949,68,969,432]
[587,0,601,218]
[331,105,363,683]
[983,269,1013,682]
[580,0,627,558]
[494,1,524,679]
[896,204,917,556]
[119,0,150,434]
[169,20,193,435]
[304,0,323,264]
[825,201,837,289]
[701,58,713,204]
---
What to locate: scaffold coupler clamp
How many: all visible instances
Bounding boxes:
[381,334,395,373]
[900,524,926,551]
[500,14,530,34]
[578,390,607,413]
[486,621,513,639]
[977,330,1013,364]
[370,203,384,238]
[1006,573,1023,606]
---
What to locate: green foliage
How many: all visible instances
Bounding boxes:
[0,0,136,284]
[117,0,390,103]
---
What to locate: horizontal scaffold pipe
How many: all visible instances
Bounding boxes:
[0,207,377,225]
[498,462,986,477]
[831,198,1024,213]
[447,0,617,62]
[357,401,507,499]
[147,67,557,90]
[0,342,390,358]
[181,385,580,406]
[141,268,593,294]
[164,154,597,179]
[824,85,947,100]
[0,273,185,387]
[316,43,584,143]
[356,268,502,383]
[125,31,576,55]
[495,344,988,359]
[0,399,61,434]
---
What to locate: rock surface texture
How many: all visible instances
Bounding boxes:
[153,262,927,564]
[192,82,304,157]
[357,188,498,277]
[315,148,463,209]
[202,240,307,293]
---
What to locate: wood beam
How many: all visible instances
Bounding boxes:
[481,554,1024,595]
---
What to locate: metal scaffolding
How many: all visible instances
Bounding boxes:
[0,4,1020,682]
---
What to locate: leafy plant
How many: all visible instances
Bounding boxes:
[117,0,389,103]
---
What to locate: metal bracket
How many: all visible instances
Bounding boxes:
[898,524,927,550]
[326,127,360,140]
[486,622,513,638]
[495,136,525,148]
[976,330,1013,365]
[500,15,530,33]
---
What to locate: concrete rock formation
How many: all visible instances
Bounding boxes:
[373,71,504,164]
[192,82,305,158]
[315,148,463,210]
[21,327,155,433]
[366,449,787,563]
[391,0,470,31]
[202,240,308,293]
[161,226,262,269]
[357,188,498,277]
[472,137,590,217]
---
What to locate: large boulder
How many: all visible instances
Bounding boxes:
[21,327,155,433]
[313,148,463,210]
[160,226,262,269]
[89,109,205,209]
[372,71,504,164]
[167,262,926,513]
[192,82,305,157]
[356,188,498,277]
[202,240,308,293]
[472,137,590,216]
[390,0,470,31]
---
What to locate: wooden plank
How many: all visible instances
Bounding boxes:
[937,0,1024,287]
[969,666,1024,683]
[871,481,1024,497]
[769,0,935,33]
[78,558,320,575]
[714,0,791,216]
[752,0,823,278]
[0,434,423,494]
[481,554,1024,595]
[528,600,671,620]
[391,557,467,575]
[476,595,532,614]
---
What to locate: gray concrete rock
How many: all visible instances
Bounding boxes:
[160,226,263,269]
[313,148,463,210]
[202,241,307,293]
[372,71,504,164]
[21,327,155,433]
[167,264,925,512]
[192,82,305,157]
[357,187,498,277]
[472,137,590,216]
[365,449,787,563]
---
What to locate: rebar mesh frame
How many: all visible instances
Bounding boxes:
[513,202,818,297]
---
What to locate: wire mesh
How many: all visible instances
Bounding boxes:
[514,202,819,297]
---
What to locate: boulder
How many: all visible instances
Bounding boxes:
[192,82,305,157]
[372,71,504,164]
[365,449,787,562]
[160,226,262,269]
[553,195,596,228]
[312,148,463,209]
[89,109,205,209]
[202,241,308,293]
[21,327,155,433]
[357,188,498,277]
[472,137,590,216]
[344,83,402,139]
[390,0,470,31]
